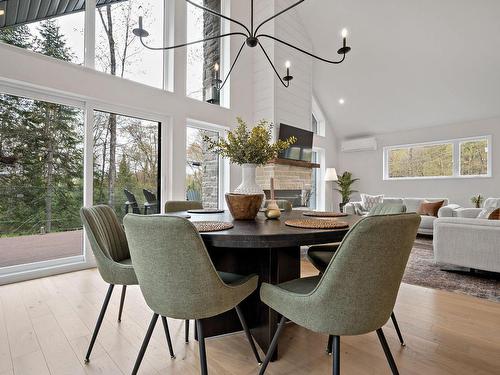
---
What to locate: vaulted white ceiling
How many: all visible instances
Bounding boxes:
[295,0,500,138]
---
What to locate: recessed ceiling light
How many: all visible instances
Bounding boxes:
[338,98,345,105]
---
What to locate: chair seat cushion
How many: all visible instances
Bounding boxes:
[218,271,256,286]
[278,276,321,294]
[118,258,133,266]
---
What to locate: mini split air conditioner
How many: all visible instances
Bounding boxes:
[341,137,377,152]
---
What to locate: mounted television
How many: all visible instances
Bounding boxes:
[278,123,314,162]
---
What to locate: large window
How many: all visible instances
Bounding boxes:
[0,14,84,65]
[93,110,160,219]
[384,136,491,179]
[186,0,225,105]
[0,92,84,269]
[95,0,164,88]
[186,126,221,208]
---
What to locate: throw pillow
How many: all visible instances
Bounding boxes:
[477,207,495,219]
[489,208,500,220]
[360,194,384,211]
[417,200,445,217]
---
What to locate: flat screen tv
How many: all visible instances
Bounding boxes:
[278,123,314,162]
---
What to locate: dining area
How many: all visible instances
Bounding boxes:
[80,197,420,375]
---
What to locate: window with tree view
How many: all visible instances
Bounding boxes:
[93,111,160,220]
[186,126,220,208]
[0,93,84,268]
[95,0,164,88]
[385,136,491,179]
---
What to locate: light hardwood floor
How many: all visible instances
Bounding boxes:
[0,261,499,375]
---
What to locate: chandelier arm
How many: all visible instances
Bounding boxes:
[257,34,347,64]
[139,32,247,51]
[257,41,290,88]
[218,41,246,90]
[185,0,251,36]
[254,0,305,36]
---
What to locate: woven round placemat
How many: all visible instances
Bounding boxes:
[285,219,349,229]
[302,211,348,218]
[187,209,225,214]
[193,221,234,232]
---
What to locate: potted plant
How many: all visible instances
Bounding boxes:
[471,194,484,208]
[204,118,295,219]
[334,171,359,212]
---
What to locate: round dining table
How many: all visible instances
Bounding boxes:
[178,209,361,361]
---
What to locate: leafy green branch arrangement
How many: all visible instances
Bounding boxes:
[203,117,296,166]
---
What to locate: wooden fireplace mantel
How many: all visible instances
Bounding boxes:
[267,158,320,169]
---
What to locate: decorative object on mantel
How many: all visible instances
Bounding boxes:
[284,218,349,229]
[187,208,225,214]
[334,171,359,212]
[192,221,234,232]
[265,177,281,220]
[225,193,263,220]
[205,118,295,220]
[133,1,351,91]
[471,194,484,208]
[302,211,348,218]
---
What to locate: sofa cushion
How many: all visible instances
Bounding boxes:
[360,193,384,211]
[419,215,436,230]
[418,200,445,217]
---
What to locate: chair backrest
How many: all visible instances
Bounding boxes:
[143,189,157,204]
[123,214,232,319]
[368,203,406,216]
[308,213,420,336]
[265,199,293,212]
[80,205,131,263]
[165,200,203,212]
[124,189,141,214]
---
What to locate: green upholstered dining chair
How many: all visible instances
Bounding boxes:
[165,200,203,212]
[265,199,293,212]
[123,214,262,375]
[80,205,176,364]
[307,203,408,349]
[259,213,420,375]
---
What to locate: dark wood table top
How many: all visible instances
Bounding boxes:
[174,210,361,248]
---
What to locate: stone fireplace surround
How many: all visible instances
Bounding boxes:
[256,160,317,207]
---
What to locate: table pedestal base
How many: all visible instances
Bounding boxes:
[202,246,301,361]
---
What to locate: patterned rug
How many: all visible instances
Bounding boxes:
[403,235,500,302]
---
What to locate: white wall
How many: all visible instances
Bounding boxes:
[338,117,499,207]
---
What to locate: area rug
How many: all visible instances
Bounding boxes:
[402,235,500,302]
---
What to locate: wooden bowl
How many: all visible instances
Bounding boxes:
[225,193,263,220]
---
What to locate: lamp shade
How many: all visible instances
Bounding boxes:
[324,168,338,182]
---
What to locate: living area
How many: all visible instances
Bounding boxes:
[1,0,500,374]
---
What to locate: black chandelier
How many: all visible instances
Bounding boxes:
[133,0,351,90]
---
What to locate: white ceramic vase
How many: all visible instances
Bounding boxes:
[234,163,265,197]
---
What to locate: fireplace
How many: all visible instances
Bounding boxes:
[263,189,311,207]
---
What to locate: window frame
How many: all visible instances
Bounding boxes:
[311,96,326,137]
[185,119,229,208]
[383,135,492,180]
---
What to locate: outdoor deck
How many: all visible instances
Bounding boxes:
[0,230,83,268]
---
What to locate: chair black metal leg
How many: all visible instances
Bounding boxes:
[326,335,333,355]
[196,320,208,375]
[235,305,262,364]
[390,312,405,347]
[259,316,286,375]
[161,316,176,359]
[132,313,159,375]
[376,328,400,375]
[84,284,114,363]
[118,285,126,322]
[185,320,190,343]
[332,336,340,375]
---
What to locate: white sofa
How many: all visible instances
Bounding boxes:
[344,197,454,235]
[433,198,500,272]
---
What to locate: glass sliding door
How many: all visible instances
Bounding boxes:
[93,111,160,220]
[0,93,84,270]
[186,126,220,208]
